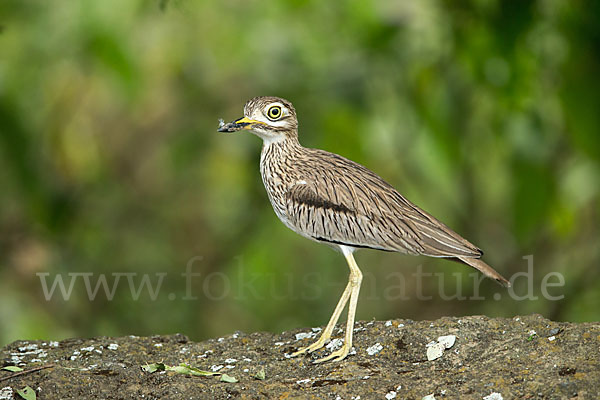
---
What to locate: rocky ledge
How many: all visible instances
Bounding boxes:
[1,314,598,399]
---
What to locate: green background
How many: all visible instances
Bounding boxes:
[1,0,599,347]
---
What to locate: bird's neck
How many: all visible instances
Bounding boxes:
[260,135,302,180]
[258,135,302,229]
[261,134,301,156]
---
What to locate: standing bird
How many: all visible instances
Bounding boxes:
[218,96,510,363]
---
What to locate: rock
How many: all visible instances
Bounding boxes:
[0,315,599,398]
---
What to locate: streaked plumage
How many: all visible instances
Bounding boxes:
[219,96,510,363]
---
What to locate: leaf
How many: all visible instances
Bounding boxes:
[220,373,238,383]
[16,386,36,400]
[2,366,23,372]
[141,363,166,373]
[168,363,220,377]
[254,367,265,380]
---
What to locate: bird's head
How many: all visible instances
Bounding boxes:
[218,96,298,143]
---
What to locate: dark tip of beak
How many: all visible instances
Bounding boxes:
[217,118,250,133]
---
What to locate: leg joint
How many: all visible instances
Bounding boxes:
[350,269,363,286]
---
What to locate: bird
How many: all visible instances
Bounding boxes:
[218,96,510,363]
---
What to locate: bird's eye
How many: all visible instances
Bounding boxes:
[266,105,282,120]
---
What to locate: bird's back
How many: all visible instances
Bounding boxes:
[261,142,483,259]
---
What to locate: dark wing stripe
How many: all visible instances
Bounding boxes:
[295,184,353,214]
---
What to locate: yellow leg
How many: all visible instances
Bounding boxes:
[290,280,351,357]
[291,246,363,363]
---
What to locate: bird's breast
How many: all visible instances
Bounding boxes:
[259,143,296,229]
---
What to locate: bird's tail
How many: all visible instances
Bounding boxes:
[457,256,511,287]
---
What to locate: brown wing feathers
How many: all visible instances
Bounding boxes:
[284,148,510,287]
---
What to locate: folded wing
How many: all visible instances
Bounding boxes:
[284,149,482,258]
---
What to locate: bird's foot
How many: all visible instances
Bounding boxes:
[290,336,330,357]
[290,341,326,357]
[312,344,351,364]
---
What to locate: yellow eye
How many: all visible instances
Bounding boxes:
[267,105,282,120]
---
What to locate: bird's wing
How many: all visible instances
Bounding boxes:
[285,149,482,258]
[285,180,416,252]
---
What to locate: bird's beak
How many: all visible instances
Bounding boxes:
[218,116,266,133]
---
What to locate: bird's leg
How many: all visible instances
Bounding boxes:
[313,248,363,363]
[290,279,352,357]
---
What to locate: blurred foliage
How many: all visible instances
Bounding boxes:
[1,0,599,346]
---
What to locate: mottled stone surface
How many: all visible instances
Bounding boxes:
[1,314,598,399]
